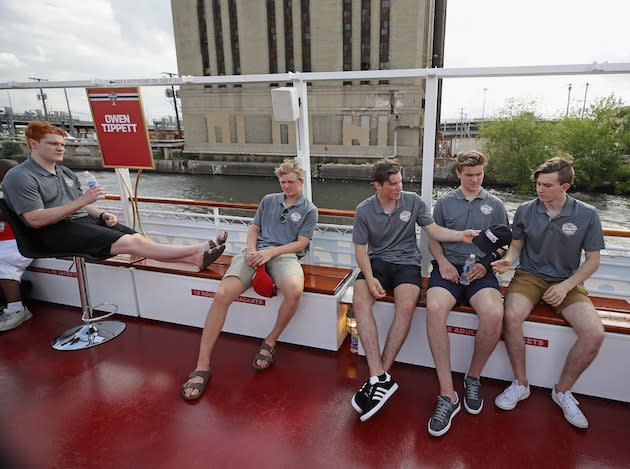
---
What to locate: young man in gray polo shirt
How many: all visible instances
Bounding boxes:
[182,159,318,400]
[493,157,605,429]
[2,121,226,271]
[426,151,509,436]
[351,159,479,422]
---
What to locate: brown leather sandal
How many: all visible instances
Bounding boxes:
[181,369,212,401]
[252,341,275,371]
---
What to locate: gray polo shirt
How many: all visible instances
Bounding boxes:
[512,196,605,279]
[1,158,88,223]
[353,191,434,265]
[253,192,318,258]
[433,187,509,265]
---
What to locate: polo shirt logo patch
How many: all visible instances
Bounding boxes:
[562,223,578,235]
[399,211,411,222]
[64,177,75,187]
[290,212,302,223]
[480,204,493,215]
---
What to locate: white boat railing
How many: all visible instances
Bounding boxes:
[4,63,630,298]
[96,194,630,302]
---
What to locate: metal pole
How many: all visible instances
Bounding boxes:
[566,83,572,116]
[420,73,439,276]
[581,82,589,118]
[171,84,182,138]
[162,72,182,138]
[29,77,50,121]
[5,90,15,133]
[481,87,487,124]
[39,88,49,121]
[63,88,76,136]
[292,74,312,201]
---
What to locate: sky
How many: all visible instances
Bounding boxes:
[0,0,629,123]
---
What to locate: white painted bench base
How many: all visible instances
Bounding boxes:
[358,300,630,403]
[24,258,349,352]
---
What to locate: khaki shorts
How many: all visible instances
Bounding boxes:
[224,248,303,290]
[505,269,592,316]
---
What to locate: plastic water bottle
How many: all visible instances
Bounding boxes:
[459,253,476,286]
[84,171,99,189]
[346,308,359,353]
[351,328,359,353]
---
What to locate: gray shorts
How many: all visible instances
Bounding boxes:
[225,248,304,289]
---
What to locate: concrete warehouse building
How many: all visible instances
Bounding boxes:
[171,0,441,164]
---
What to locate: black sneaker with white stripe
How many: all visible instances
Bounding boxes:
[351,380,371,414]
[360,373,398,422]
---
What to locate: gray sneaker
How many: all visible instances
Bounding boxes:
[463,375,483,414]
[0,308,33,332]
[427,394,460,437]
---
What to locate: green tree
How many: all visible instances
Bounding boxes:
[553,96,627,192]
[481,100,556,190]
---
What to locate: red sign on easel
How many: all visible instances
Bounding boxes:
[86,87,155,169]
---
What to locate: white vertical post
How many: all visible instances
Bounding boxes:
[114,168,135,227]
[419,73,439,275]
[293,75,312,201]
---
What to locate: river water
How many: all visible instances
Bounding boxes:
[87,169,629,233]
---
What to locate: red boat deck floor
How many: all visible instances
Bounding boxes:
[1,301,629,469]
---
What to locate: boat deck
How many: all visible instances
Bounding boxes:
[1,301,629,469]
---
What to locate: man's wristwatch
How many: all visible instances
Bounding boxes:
[99,212,107,221]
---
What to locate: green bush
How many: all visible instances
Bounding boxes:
[0,142,25,159]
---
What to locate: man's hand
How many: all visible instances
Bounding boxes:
[100,212,117,227]
[247,249,273,268]
[542,282,570,307]
[460,229,480,244]
[437,260,459,284]
[367,277,386,299]
[80,185,107,206]
[491,258,511,274]
[466,262,487,283]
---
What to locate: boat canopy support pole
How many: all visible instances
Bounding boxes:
[420,73,439,276]
[114,168,135,227]
[292,74,313,201]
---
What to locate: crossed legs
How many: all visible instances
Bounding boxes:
[111,233,215,269]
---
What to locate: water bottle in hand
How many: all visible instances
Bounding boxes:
[84,171,99,189]
[459,254,476,286]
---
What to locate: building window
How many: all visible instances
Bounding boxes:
[284,0,294,72]
[197,0,210,76]
[228,0,241,76]
[342,0,352,73]
[280,124,289,144]
[267,0,278,73]
[360,0,371,71]
[213,0,225,77]
[379,0,390,84]
[301,0,311,72]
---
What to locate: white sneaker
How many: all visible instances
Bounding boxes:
[495,380,531,410]
[0,308,33,332]
[552,388,588,429]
